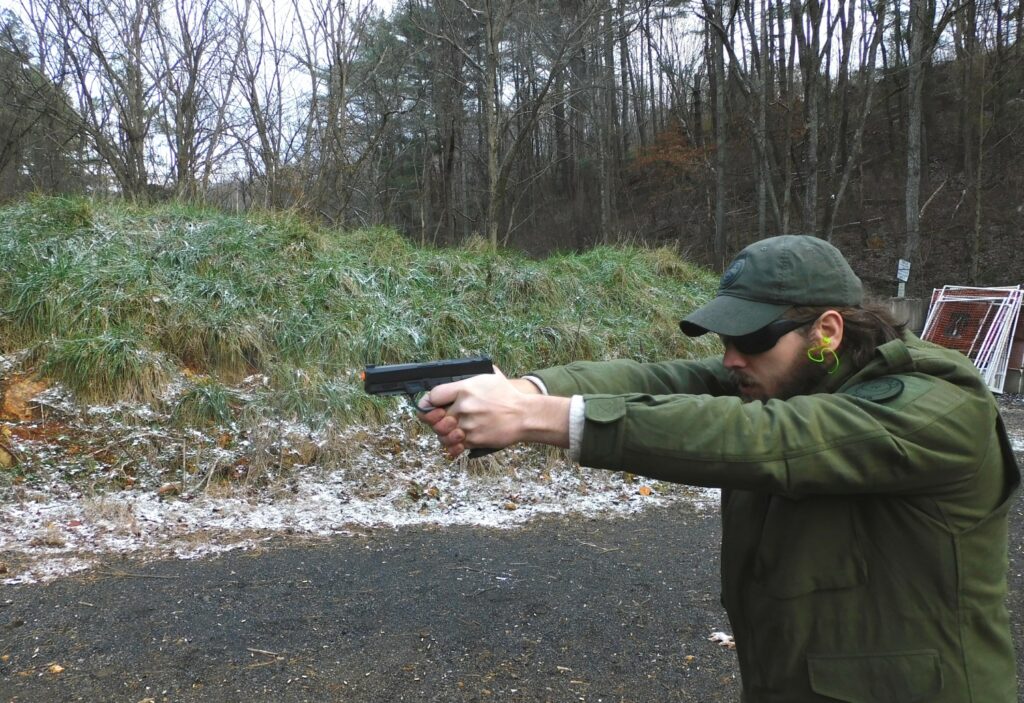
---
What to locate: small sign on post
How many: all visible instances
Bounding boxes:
[897,259,911,298]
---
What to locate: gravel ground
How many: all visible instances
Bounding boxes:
[0,501,739,703]
[2,401,1024,703]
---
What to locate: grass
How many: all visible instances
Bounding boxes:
[0,195,721,430]
[34,330,173,404]
[171,376,241,427]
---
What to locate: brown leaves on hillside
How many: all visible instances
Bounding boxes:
[627,124,711,200]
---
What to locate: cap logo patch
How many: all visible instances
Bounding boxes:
[720,257,745,290]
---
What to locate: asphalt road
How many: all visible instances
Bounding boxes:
[0,501,741,703]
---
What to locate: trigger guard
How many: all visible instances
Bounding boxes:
[411,392,443,414]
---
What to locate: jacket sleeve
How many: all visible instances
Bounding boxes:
[573,372,1001,501]
[531,357,737,397]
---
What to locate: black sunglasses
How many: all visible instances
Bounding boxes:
[720,317,817,355]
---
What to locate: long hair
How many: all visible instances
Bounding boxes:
[784,303,908,371]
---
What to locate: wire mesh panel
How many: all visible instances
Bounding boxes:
[922,286,1023,393]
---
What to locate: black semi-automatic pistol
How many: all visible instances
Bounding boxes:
[362,356,497,458]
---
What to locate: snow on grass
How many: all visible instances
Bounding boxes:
[0,426,720,585]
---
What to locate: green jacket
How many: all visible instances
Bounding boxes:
[532,333,1019,703]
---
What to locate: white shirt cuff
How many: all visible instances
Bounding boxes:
[568,395,585,462]
[523,376,583,461]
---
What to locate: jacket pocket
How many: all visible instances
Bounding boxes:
[754,496,867,598]
[807,650,943,702]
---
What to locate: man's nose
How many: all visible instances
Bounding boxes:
[722,343,747,369]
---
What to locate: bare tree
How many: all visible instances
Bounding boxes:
[151,0,239,200]
[903,0,927,276]
[407,0,470,244]
[822,0,888,241]
[902,0,964,286]
[291,0,384,223]
[414,0,601,247]
[231,0,298,209]
[25,0,161,199]
[702,0,785,241]
[789,0,834,231]
[709,0,727,265]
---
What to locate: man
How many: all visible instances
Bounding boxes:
[418,235,1020,702]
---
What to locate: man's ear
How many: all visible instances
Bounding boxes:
[816,310,844,349]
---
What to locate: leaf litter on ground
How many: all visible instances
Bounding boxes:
[0,371,720,585]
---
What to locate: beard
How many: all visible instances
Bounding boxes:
[730,350,830,402]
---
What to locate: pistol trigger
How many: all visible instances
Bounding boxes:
[411,392,439,414]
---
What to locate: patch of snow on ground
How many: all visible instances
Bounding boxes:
[0,375,720,585]
[0,450,719,585]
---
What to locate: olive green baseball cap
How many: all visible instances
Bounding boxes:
[679,234,863,337]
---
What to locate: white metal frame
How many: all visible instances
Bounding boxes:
[921,285,1023,393]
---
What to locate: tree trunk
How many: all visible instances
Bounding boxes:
[903,0,926,278]
[823,0,886,242]
[483,9,501,248]
[757,0,768,238]
[711,0,727,266]
[969,50,986,284]
[791,0,822,231]
[618,0,630,155]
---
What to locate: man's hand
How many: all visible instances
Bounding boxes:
[417,367,571,459]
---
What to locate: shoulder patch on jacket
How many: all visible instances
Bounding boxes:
[844,377,905,403]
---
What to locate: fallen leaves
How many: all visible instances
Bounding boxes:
[158,482,182,497]
[406,480,441,502]
[0,442,16,468]
[29,523,66,548]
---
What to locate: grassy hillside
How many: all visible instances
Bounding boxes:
[0,196,720,425]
